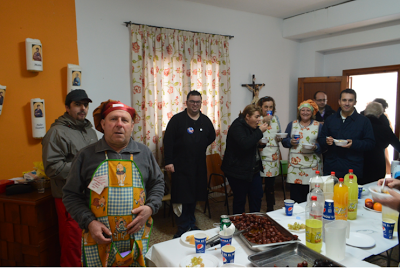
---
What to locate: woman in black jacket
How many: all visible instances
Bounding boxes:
[362,102,400,185]
[221,104,268,214]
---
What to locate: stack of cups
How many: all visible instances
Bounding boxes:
[322,199,335,242]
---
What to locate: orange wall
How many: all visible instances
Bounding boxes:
[0,0,79,179]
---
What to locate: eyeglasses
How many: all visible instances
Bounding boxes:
[188,100,201,105]
[315,99,327,102]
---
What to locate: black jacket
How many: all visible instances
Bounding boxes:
[221,116,264,181]
[315,104,335,122]
[163,109,215,203]
[362,115,400,185]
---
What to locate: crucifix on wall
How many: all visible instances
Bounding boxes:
[241,74,265,105]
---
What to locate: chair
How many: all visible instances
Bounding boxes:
[280,160,288,200]
[203,154,232,218]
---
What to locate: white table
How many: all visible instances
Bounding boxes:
[145,182,396,267]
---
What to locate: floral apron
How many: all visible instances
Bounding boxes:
[260,115,281,177]
[287,120,322,185]
[82,152,153,267]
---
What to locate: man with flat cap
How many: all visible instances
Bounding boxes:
[42,89,98,267]
[63,100,164,267]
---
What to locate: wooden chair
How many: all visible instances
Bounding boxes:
[203,153,231,218]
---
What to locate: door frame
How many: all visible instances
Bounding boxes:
[343,65,400,160]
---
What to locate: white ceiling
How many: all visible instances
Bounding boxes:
[180,0,352,19]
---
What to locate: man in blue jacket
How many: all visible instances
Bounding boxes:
[317,88,375,180]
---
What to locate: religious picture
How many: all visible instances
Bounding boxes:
[0,88,5,115]
[72,71,81,86]
[33,101,44,118]
[32,45,42,62]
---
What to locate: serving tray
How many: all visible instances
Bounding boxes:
[248,242,344,267]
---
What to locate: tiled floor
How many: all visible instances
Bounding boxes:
[149,177,399,267]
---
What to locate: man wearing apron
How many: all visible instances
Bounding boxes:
[63,100,164,266]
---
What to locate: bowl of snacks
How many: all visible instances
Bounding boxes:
[369,185,400,200]
[302,143,314,150]
[333,139,348,146]
[276,133,288,139]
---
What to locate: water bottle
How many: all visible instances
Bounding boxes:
[346,175,358,220]
[334,178,348,220]
[323,172,338,200]
[309,171,324,192]
[306,196,323,253]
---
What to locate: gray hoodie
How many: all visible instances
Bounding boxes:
[42,112,98,198]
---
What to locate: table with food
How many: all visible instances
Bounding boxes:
[145,181,398,267]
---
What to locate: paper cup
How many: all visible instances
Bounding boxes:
[358,185,363,199]
[284,199,295,216]
[219,232,233,252]
[383,218,395,239]
[266,111,272,116]
[293,134,300,144]
[221,245,235,264]
[194,233,207,253]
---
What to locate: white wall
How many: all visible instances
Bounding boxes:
[74,0,299,145]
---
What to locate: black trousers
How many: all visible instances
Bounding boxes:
[290,183,309,203]
[175,203,196,237]
[228,173,263,214]
[264,176,276,209]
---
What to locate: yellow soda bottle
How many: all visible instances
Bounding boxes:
[346,175,358,220]
[344,169,357,185]
[334,178,348,220]
[306,196,323,252]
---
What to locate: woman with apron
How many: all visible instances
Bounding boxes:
[257,96,282,212]
[282,100,323,203]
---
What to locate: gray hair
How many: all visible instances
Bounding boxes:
[364,102,383,117]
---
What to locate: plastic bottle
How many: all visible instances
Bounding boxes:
[323,172,338,200]
[306,196,323,252]
[334,178,348,220]
[344,169,357,186]
[346,175,358,220]
[309,171,324,193]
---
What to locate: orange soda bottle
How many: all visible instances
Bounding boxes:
[333,178,348,220]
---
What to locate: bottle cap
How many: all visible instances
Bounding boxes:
[331,171,335,175]
[311,196,317,200]
[349,175,353,179]
[339,178,344,182]
[316,171,320,174]
[349,169,353,173]
[315,184,320,188]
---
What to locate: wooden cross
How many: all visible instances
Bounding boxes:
[242,74,265,105]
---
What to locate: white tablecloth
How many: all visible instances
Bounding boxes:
[145,182,396,267]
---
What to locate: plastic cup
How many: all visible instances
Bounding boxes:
[293,134,300,144]
[266,110,273,116]
[383,218,395,239]
[219,231,233,253]
[37,178,45,193]
[194,233,207,253]
[284,199,295,216]
[382,205,399,231]
[358,185,363,199]
[221,245,235,264]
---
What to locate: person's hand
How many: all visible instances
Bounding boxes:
[263,114,272,124]
[165,164,175,173]
[373,189,400,212]
[312,144,317,151]
[259,122,268,133]
[127,205,153,234]
[342,139,352,148]
[378,178,400,189]
[88,220,112,245]
[276,137,283,143]
[290,138,299,148]
[326,136,333,146]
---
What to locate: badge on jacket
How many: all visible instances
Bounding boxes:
[187,127,194,134]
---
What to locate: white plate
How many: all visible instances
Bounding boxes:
[287,222,306,233]
[221,263,245,267]
[363,205,381,213]
[346,232,376,248]
[179,254,220,267]
[180,230,212,248]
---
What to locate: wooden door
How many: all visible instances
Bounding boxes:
[297,76,348,111]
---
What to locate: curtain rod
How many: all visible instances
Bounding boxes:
[124,21,234,39]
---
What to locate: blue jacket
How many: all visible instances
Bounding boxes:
[317,108,375,178]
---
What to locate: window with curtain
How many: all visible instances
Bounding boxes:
[130,24,231,166]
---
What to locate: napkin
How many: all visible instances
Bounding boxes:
[220,223,235,236]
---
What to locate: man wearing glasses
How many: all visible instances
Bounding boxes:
[163,90,216,238]
[314,91,335,123]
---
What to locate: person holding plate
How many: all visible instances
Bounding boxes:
[256,96,282,211]
[281,99,323,203]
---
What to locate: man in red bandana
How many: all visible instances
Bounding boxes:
[63,100,164,266]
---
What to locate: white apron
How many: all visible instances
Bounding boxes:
[260,115,281,177]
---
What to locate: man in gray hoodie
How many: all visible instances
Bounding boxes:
[42,89,98,267]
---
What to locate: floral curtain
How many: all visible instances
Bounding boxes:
[130,24,231,165]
